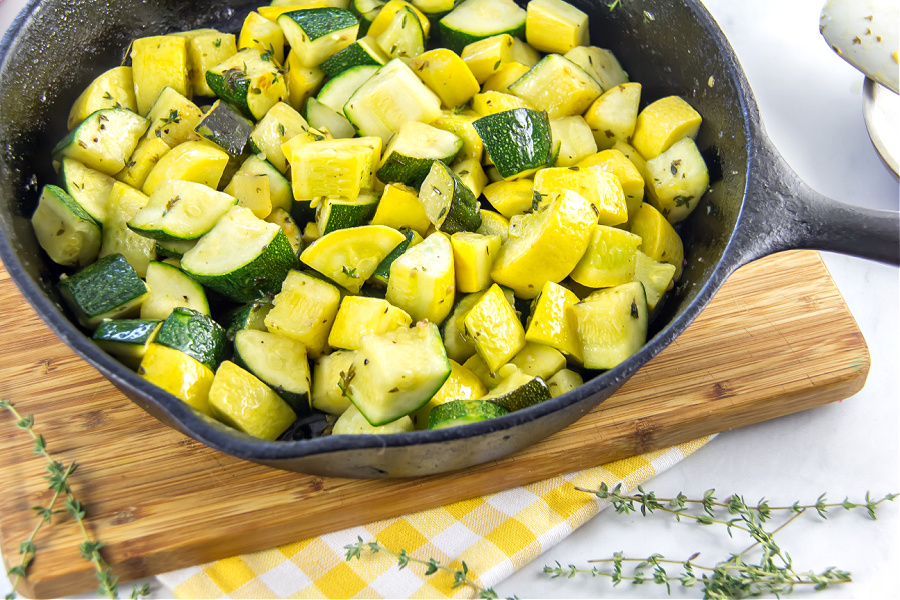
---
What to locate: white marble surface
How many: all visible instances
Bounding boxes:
[1,0,898,598]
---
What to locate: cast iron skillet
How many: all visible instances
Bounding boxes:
[0,0,897,478]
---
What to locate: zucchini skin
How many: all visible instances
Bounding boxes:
[155,307,229,371]
[473,108,552,179]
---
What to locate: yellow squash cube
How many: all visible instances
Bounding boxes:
[450,232,502,293]
[583,82,642,150]
[525,0,590,54]
[532,167,628,227]
[265,270,342,357]
[209,361,296,440]
[409,49,480,109]
[630,203,685,280]
[131,36,190,116]
[461,34,516,83]
[464,284,526,372]
[631,95,703,160]
[328,296,412,350]
[139,343,215,416]
[524,281,583,363]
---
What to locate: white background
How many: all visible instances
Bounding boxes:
[1,0,898,598]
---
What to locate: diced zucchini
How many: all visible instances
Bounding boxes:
[53,108,149,177]
[629,203,684,280]
[58,157,116,224]
[509,54,602,118]
[369,227,422,285]
[284,50,327,109]
[318,65,379,113]
[371,183,431,236]
[634,250,676,312]
[377,122,463,188]
[139,343,215,416]
[67,66,137,130]
[209,361,297,441]
[547,368,582,398]
[58,254,148,329]
[418,160,481,233]
[328,295,412,350]
[450,232,500,293]
[475,208,509,243]
[265,270,342,358]
[128,179,237,241]
[564,46,629,92]
[350,0,387,35]
[264,210,302,257]
[194,100,254,157]
[570,225,642,289]
[155,238,197,260]
[141,261,210,320]
[344,58,442,143]
[482,179,532,218]
[572,281,649,370]
[320,36,390,78]
[141,140,230,195]
[300,224,406,292]
[438,0,526,53]
[409,49,480,109]
[368,0,431,38]
[171,30,238,98]
[481,369,551,412]
[99,182,156,277]
[277,8,359,67]
[131,35,190,115]
[431,111,483,162]
[206,48,288,120]
[525,0,589,55]
[233,329,312,415]
[262,0,353,20]
[509,342,566,380]
[181,206,298,302]
[231,173,273,219]
[238,11,287,65]
[333,404,414,434]
[385,231,455,324]
[411,358,485,429]
[143,87,205,148]
[644,137,709,224]
[631,95,703,161]
[549,115,598,167]
[93,319,162,369]
[375,6,426,60]
[224,299,274,341]
[532,167,628,226]
[347,321,451,426]
[461,34,516,84]
[315,193,379,236]
[224,155,294,214]
[427,399,508,429]
[305,97,357,139]
[464,283,525,371]
[116,137,171,190]
[287,137,382,204]
[249,102,310,173]
[155,306,228,371]
[491,190,597,299]
[311,349,356,414]
[31,185,101,267]
[472,108,551,180]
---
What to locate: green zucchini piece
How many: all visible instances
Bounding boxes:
[224,299,273,341]
[224,155,293,214]
[376,6,426,60]
[92,319,162,369]
[369,227,419,286]
[305,97,357,139]
[315,193,379,237]
[343,58,442,143]
[481,370,552,412]
[472,108,552,180]
[58,157,117,224]
[155,307,228,371]
[347,321,451,426]
[320,36,389,78]
[441,291,483,363]
[181,206,298,303]
[53,108,150,176]
[194,100,254,157]
[418,160,481,233]
[350,0,386,35]
[58,254,148,329]
[311,349,356,415]
[128,180,238,242]
[317,64,379,113]
[206,48,288,120]
[31,185,101,269]
[266,208,304,258]
[155,238,197,260]
[438,0,526,53]
[427,399,508,429]
[333,404,415,434]
[140,261,210,320]
[233,329,312,415]
[277,8,359,67]
[572,281,649,370]
[376,122,463,188]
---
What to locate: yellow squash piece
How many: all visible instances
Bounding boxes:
[328,296,412,350]
[409,49,480,109]
[532,167,628,227]
[286,137,382,204]
[509,342,567,380]
[143,87,205,148]
[412,359,487,429]
[265,270,341,358]
[67,66,137,130]
[131,35,190,116]
[570,225,642,288]
[139,343,214,416]
[367,0,431,39]
[386,231,455,325]
[524,280,582,363]
[630,203,685,280]
[525,0,590,54]
[171,30,238,98]
[631,95,703,160]
[116,137,171,189]
[491,189,597,299]
[482,179,533,219]
[450,232,502,294]
[549,115,598,167]
[209,361,296,440]
[231,173,273,219]
[238,11,286,64]
[644,137,709,224]
[509,54,602,118]
[141,141,230,195]
[464,283,526,372]
[481,62,530,93]
[461,34,516,83]
[300,225,406,293]
[370,183,432,236]
[583,82,642,151]
[284,50,326,110]
[476,209,510,243]
[471,91,531,117]
[577,148,644,223]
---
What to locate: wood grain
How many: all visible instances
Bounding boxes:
[0,250,868,598]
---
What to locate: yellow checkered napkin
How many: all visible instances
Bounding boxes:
[157,437,712,599]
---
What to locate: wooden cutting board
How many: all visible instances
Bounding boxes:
[0,250,868,598]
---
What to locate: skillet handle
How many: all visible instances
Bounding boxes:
[734,136,900,267]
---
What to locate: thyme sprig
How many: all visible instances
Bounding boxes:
[0,399,150,600]
[344,537,501,599]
